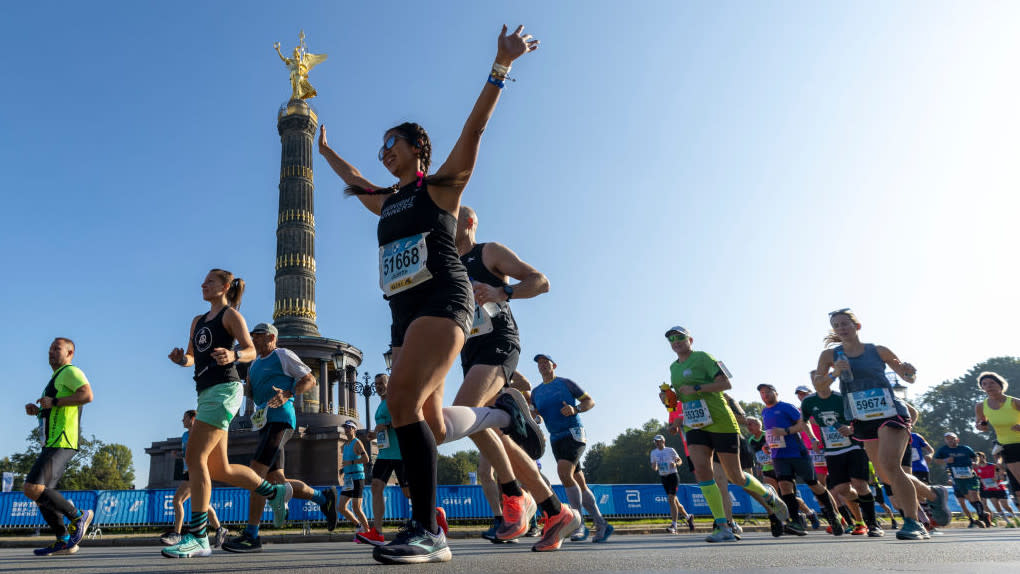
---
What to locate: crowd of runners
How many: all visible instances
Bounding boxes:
[17,23,1020,566]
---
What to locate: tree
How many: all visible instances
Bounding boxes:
[437,450,479,485]
[0,429,134,490]
[738,400,765,419]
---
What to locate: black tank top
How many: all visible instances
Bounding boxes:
[192,306,240,392]
[377,181,468,296]
[461,243,519,344]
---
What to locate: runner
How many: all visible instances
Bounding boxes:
[993,445,1020,527]
[161,410,229,549]
[164,269,291,558]
[22,337,95,557]
[795,383,834,531]
[934,432,986,528]
[530,354,605,544]
[650,435,694,533]
[909,431,934,484]
[812,308,951,541]
[222,322,338,553]
[452,205,578,548]
[975,452,1007,526]
[663,326,789,543]
[801,380,882,537]
[867,462,898,529]
[336,420,372,539]
[357,373,412,545]
[758,384,842,536]
[974,371,1020,526]
[316,24,539,564]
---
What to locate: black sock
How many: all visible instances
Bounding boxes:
[898,509,906,519]
[37,488,77,520]
[539,496,562,517]
[37,505,67,537]
[395,421,439,533]
[189,511,208,538]
[500,480,524,497]
[857,493,877,526]
[973,501,985,516]
[782,494,801,521]
[838,504,854,524]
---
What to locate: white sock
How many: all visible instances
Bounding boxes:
[441,406,510,444]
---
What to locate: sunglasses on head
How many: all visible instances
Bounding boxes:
[667,334,688,342]
[828,307,853,317]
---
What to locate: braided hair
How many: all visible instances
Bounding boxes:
[346,122,457,196]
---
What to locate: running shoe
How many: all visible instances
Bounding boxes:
[570,524,590,542]
[851,523,868,535]
[482,516,502,540]
[321,486,338,532]
[162,532,212,558]
[783,519,808,536]
[823,509,843,536]
[807,511,821,530]
[496,492,536,540]
[436,506,449,535]
[494,388,545,460]
[592,523,614,543]
[354,526,368,543]
[843,522,854,535]
[222,531,263,553]
[895,518,928,541]
[761,484,790,522]
[769,514,784,537]
[890,518,899,529]
[982,511,993,528]
[532,505,582,552]
[160,531,182,546]
[666,525,678,534]
[372,520,451,565]
[726,520,743,540]
[867,523,885,537]
[33,539,78,556]
[66,509,93,547]
[211,526,229,549]
[269,482,293,528]
[927,486,951,527]
[705,523,737,543]
[357,527,386,546]
[525,517,542,537]
[686,514,695,531]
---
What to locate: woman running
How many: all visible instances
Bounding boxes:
[812,308,950,540]
[163,269,290,558]
[975,371,1020,522]
[317,25,538,565]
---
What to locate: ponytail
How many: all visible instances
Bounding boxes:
[209,268,244,309]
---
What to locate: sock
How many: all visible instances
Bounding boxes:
[255,480,276,498]
[539,496,562,517]
[37,488,78,521]
[57,533,70,543]
[310,489,327,506]
[740,472,768,497]
[973,500,985,516]
[838,504,854,524]
[440,406,510,444]
[189,511,208,538]
[698,480,726,523]
[395,421,439,533]
[244,523,260,538]
[581,487,605,527]
[781,493,801,522]
[857,492,877,525]
[813,491,836,517]
[565,485,582,515]
[500,480,524,498]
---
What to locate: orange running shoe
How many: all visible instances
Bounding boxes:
[851,523,868,535]
[496,493,535,540]
[436,506,449,536]
[356,527,386,546]
[532,504,582,552]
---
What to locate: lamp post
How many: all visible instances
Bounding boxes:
[383,347,393,372]
[887,371,909,402]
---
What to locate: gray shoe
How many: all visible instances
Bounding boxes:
[762,484,790,522]
[494,388,546,460]
[705,523,737,543]
[212,527,229,548]
[159,531,182,546]
[927,486,951,527]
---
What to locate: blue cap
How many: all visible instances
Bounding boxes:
[533,354,555,364]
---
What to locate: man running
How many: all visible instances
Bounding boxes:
[651,434,694,533]
[530,354,606,543]
[358,373,412,545]
[161,410,229,548]
[935,432,986,528]
[23,337,95,556]
[909,431,934,484]
[758,383,842,535]
[222,323,338,553]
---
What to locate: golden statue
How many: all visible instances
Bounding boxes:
[274,31,328,100]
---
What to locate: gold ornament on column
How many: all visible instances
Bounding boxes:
[273,30,328,100]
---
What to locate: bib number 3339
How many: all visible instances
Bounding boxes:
[380,233,432,296]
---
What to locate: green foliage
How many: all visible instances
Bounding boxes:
[437,450,479,485]
[0,430,135,490]
[739,400,764,419]
[582,419,694,484]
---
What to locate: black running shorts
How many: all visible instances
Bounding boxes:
[551,436,586,467]
[25,447,76,488]
[371,458,408,488]
[660,473,680,495]
[388,281,473,347]
[685,430,739,454]
[824,448,869,486]
[253,422,293,472]
[341,478,365,498]
[460,338,520,388]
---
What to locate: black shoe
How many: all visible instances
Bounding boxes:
[784,519,808,536]
[321,487,338,532]
[494,388,545,459]
[824,510,843,536]
[982,512,993,528]
[372,520,452,565]
[769,514,784,538]
[221,531,263,553]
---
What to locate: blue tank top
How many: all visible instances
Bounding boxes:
[342,439,365,480]
[836,343,908,421]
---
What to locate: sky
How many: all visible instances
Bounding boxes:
[2,1,1019,489]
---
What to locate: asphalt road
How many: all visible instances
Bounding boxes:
[2,529,1019,573]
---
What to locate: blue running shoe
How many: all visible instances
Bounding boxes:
[34,539,78,556]
[372,520,451,564]
[895,518,928,541]
[269,482,293,528]
[66,509,93,548]
[161,532,212,558]
[570,524,589,542]
[593,523,614,543]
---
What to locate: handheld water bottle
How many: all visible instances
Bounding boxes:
[835,349,854,382]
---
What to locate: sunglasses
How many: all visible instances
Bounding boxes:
[378,134,415,161]
[667,334,688,342]
[828,307,853,317]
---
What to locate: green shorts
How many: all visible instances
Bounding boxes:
[196,382,243,431]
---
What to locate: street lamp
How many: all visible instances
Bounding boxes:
[383,347,393,372]
[887,371,909,401]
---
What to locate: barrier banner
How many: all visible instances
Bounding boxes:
[95,491,149,525]
[436,485,489,519]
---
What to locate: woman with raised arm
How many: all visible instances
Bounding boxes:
[812,308,951,541]
[163,269,291,559]
[318,25,538,565]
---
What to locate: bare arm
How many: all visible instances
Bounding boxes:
[976,403,990,431]
[812,349,837,392]
[476,242,550,303]
[218,308,255,364]
[38,384,93,410]
[317,125,388,215]
[876,346,917,382]
[168,315,202,367]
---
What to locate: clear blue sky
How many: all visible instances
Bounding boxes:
[2,1,1018,488]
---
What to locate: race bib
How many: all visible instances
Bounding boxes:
[821,425,852,449]
[848,388,897,420]
[379,233,432,296]
[951,466,975,479]
[657,461,672,474]
[812,452,827,466]
[467,304,494,339]
[569,426,587,443]
[682,399,713,429]
[376,430,389,450]
[250,406,268,431]
[981,477,998,488]
[755,450,771,465]
[343,474,354,491]
[766,429,787,450]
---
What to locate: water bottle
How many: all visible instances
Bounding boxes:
[835,349,854,382]
[470,278,501,316]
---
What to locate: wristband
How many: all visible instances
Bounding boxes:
[828,373,836,381]
[487,74,505,89]
[52,397,59,408]
[491,62,511,78]
[693,384,702,392]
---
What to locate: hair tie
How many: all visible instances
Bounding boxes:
[415,171,424,188]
